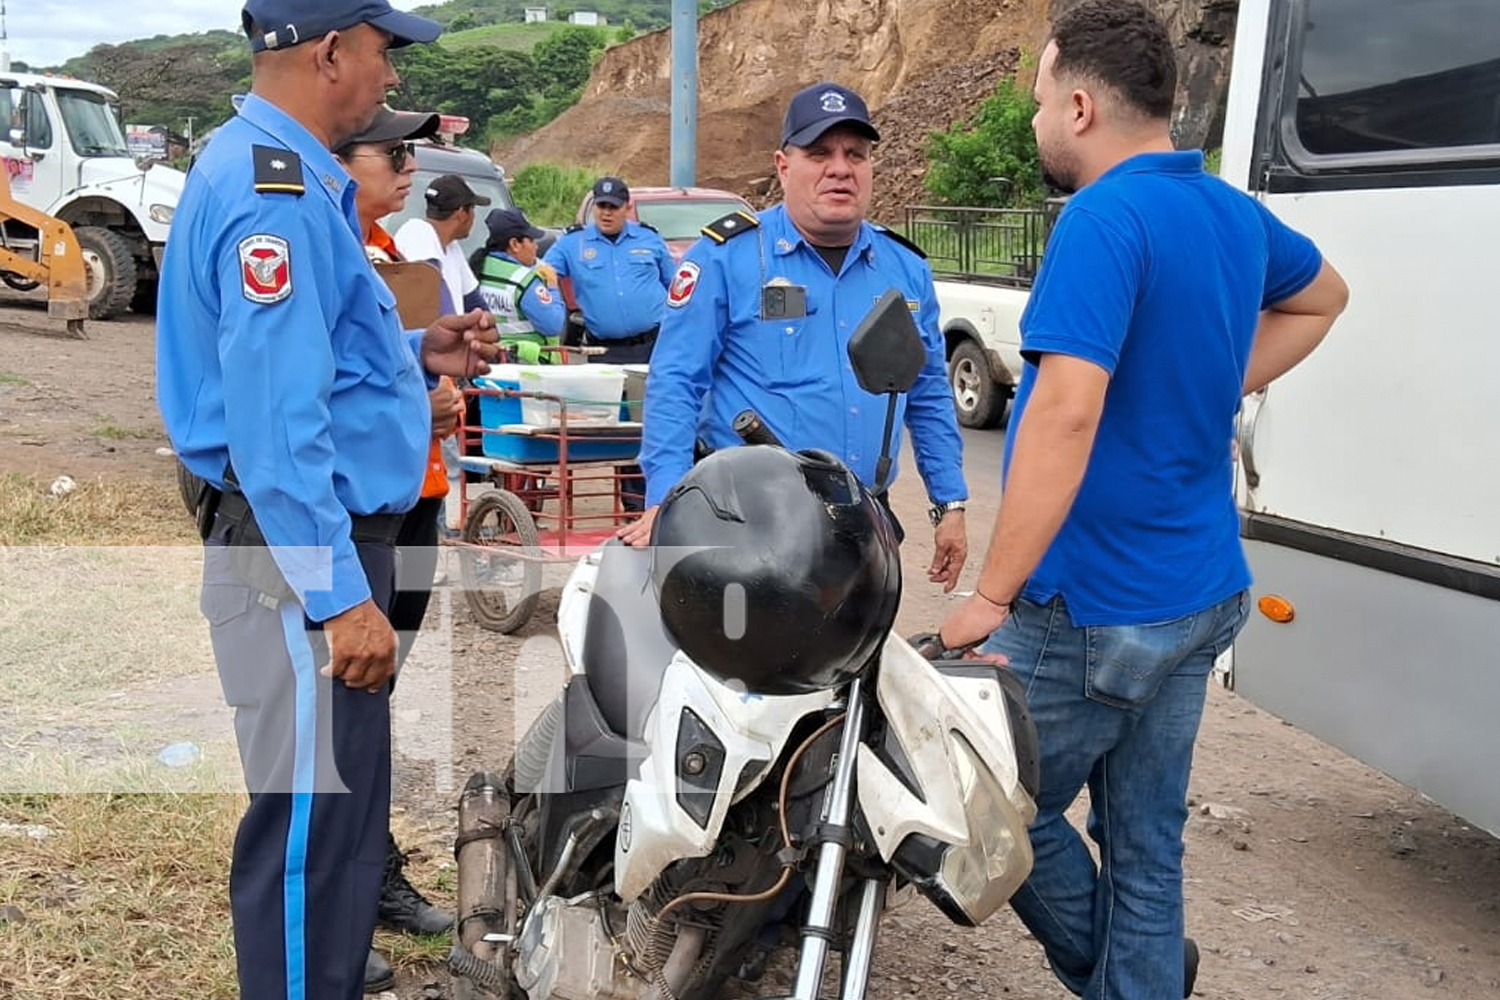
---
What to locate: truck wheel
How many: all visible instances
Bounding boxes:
[76,226,138,320]
[949,340,1008,429]
[130,278,159,316]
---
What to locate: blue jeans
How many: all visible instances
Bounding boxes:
[981,591,1250,1000]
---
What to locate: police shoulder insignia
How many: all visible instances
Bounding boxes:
[874,225,927,260]
[252,145,305,195]
[564,223,585,234]
[701,210,760,245]
[239,234,292,304]
[667,261,702,308]
[636,220,660,234]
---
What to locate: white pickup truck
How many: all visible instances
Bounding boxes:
[933,277,1028,428]
[907,204,1059,428]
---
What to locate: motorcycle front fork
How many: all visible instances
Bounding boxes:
[788,676,885,1000]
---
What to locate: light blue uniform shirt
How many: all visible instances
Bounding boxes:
[639,204,967,509]
[156,94,431,622]
[543,220,673,339]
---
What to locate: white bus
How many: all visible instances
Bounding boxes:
[1222,0,1500,836]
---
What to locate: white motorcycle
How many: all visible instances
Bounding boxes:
[450,292,1040,1000]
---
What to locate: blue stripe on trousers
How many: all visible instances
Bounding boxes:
[278,601,319,1000]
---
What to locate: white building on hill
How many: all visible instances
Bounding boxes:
[568,11,608,26]
[524,7,548,22]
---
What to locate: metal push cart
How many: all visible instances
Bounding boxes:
[448,377,642,634]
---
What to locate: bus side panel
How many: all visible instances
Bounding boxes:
[1236,539,1500,838]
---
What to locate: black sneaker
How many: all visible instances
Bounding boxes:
[378,833,454,936]
[1184,936,1200,997]
[364,949,394,994]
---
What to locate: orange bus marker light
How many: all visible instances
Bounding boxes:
[1258,595,1296,624]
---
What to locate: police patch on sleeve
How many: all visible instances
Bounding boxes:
[667,261,701,308]
[239,235,292,304]
[535,285,554,305]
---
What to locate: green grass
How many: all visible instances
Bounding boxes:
[90,421,157,441]
[509,162,599,227]
[440,21,570,51]
[0,372,28,387]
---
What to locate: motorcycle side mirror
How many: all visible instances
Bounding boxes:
[847,288,928,494]
[847,287,926,395]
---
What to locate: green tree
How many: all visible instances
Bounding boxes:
[616,20,637,43]
[449,11,478,31]
[393,44,535,144]
[924,77,1043,208]
[532,25,608,97]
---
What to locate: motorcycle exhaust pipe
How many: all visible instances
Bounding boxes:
[455,772,514,964]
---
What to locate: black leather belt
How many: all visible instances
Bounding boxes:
[587,325,658,348]
[213,489,405,547]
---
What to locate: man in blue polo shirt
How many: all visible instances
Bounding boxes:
[938,3,1348,999]
[544,175,674,365]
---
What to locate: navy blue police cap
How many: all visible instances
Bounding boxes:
[781,82,880,148]
[242,0,442,52]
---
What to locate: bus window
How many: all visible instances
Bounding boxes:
[1289,0,1500,160]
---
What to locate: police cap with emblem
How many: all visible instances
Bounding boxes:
[242,0,442,52]
[781,82,880,148]
[591,176,630,208]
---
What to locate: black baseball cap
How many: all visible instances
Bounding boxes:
[337,105,440,152]
[486,207,545,246]
[591,176,629,208]
[425,174,491,213]
[242,0,442,52]
[781,82,880,147]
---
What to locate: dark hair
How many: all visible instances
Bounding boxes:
[1050,0,1177,121]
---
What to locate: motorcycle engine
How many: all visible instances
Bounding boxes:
[514,894,644,1000]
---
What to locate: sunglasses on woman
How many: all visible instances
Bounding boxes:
[348,141,416,172]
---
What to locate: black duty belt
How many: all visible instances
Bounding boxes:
[586,325,658,348]
[212,489,405,547]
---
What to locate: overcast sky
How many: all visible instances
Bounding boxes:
[3,1,429,69]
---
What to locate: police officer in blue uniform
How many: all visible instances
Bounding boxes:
[155,3,498,998]
[543,176,671,509]
[543,176,674,365]
[630,83,969,588]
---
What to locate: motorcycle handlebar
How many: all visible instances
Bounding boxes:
[733,409,783,447]
[908,632,982,661]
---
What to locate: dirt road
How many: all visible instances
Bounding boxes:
[1,302,1497,999]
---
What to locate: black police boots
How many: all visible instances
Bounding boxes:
[363,949,394,994]
[377,833,454,936]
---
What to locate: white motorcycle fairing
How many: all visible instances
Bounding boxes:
[855,634,1038,925]
[613,652,834,901]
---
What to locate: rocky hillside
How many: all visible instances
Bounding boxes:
[496,0,1237,222]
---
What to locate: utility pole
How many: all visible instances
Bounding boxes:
[1,0,11,74]
[669,0,698,187]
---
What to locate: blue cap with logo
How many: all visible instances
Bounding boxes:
[591,176,630,208]
[241,0,442,52]
[781,82,880,147]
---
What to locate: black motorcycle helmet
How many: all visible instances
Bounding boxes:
[651,446,902,695]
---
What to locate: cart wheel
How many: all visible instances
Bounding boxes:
[459,490,542,634]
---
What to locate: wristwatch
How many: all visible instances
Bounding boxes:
[928,500,966,526]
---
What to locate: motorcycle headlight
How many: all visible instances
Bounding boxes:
[148,203,175,225]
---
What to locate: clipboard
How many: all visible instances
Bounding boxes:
[373,260,442,329]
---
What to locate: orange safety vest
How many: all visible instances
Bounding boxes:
[368,224,449,499]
